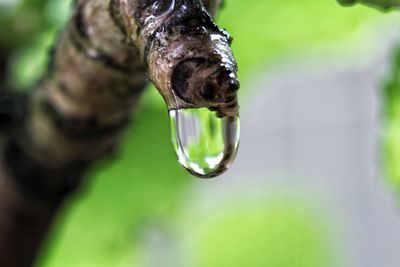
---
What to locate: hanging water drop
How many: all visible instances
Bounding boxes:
[169,108,240,178]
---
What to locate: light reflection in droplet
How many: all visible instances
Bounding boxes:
[169,108,240,178]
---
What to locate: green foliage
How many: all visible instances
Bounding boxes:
[218,0,381,82]
[9,30,56,89]
[337,0,400,11]
[337,0,358,6]
[0,0,67,47]
[190,203,332,267]
[0,0,71,88]
[384,48,400,194]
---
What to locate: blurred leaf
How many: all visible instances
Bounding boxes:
[337,0,400,10]
[45,0,72,27]
[140,84,166,111]
[218,0,382,82]
[0,0,71,53]
[9,29,56,88]
[189,203,332,267]
[384,46,400,195]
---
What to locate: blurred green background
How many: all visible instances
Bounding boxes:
[0,0,398,266]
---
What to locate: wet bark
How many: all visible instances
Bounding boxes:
[0,0,239,266]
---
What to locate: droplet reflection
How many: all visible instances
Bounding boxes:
[169,108,240,178]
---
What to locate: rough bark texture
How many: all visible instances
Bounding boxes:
[112,0,239,116]
[0,0,239,266]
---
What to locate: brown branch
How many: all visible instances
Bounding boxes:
[0,1,239,266]
[114,0,239,116]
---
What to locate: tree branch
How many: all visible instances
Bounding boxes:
[0,0,239,266]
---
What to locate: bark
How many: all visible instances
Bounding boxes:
[0,0,239,266]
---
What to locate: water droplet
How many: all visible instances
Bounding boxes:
[169,108,240,178]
